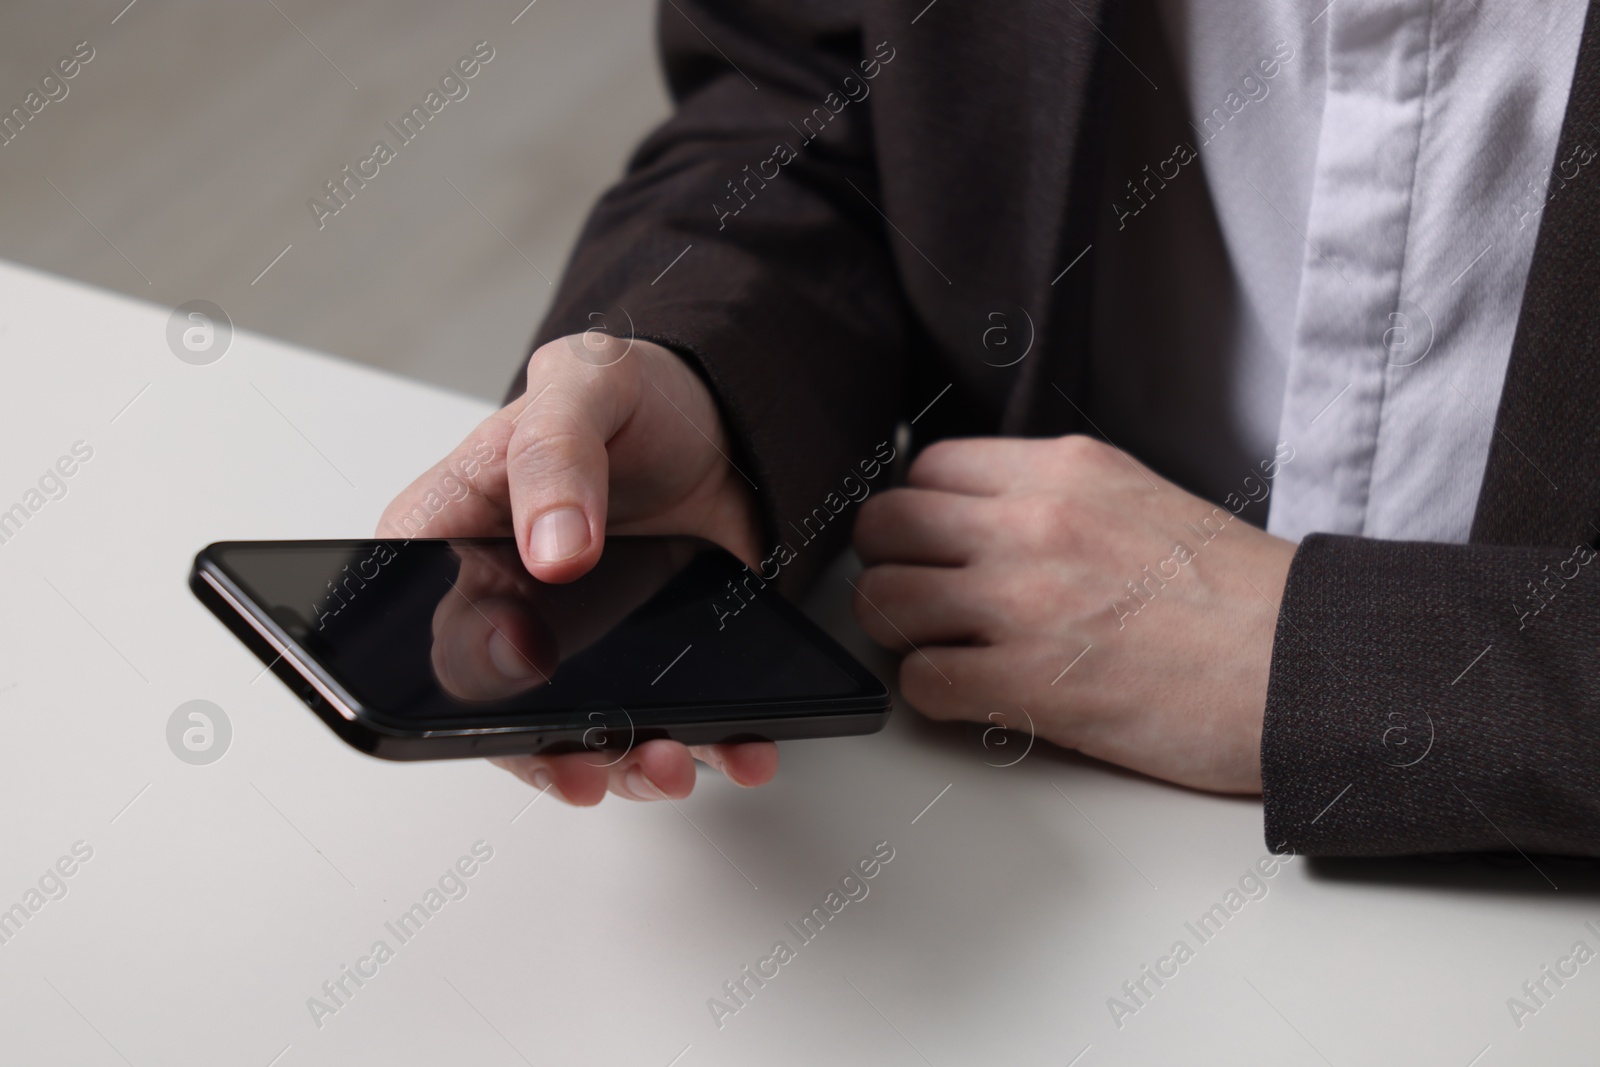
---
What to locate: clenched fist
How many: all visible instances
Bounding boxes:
[851,434,1298,793]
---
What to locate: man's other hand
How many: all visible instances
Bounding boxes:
[851,434,1297,794]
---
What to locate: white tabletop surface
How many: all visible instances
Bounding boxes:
[0,258,1596,1066]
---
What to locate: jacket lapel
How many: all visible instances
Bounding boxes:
[1472,0,1600,548]
[1000,0,1117,435]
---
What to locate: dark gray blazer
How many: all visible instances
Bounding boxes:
[514,0,1600,856]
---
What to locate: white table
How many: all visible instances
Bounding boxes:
[0,258,1595,1066]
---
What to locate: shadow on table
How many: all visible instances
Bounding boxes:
[858,622,1600,902]
[1305,853,1600,898]
[801,553,1600,906]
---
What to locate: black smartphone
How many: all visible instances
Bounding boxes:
[190,536,890,760]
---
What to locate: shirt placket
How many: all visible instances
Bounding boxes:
[1266,0,1436,543]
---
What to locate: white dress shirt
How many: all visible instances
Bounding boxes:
[1089,0,1589,542]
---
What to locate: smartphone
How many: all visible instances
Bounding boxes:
[190,536,890,760]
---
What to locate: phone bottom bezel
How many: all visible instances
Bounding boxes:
[190,556,891,762]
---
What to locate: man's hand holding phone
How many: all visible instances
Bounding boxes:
[379,334,779,805]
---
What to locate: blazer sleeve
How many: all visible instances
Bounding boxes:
[1261,533,1600,857]
[509,0,911,597]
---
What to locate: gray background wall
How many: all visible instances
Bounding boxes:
[0,0,668,400]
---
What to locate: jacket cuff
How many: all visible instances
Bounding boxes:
[1261,533,1600,857]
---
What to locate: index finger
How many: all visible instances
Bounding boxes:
[376,405,522,541]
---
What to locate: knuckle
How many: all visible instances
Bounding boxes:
[851,497,882,544]
[526,335,625,392]
[855,489,889,527]
[1055,433,1105,465]
[852,490,901,544]
[525,338,570,379]
[508,425,592,483]
[473,409,511,447]
[1052,434,1136,492]
[910,437,966,479]
[539,329,636,372]
[999,496,1077,560]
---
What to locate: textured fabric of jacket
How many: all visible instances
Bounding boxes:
[512,0,1600,857]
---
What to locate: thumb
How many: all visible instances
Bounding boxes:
[505,335,639,583]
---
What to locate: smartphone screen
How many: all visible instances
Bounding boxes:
[203,537,877,730]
